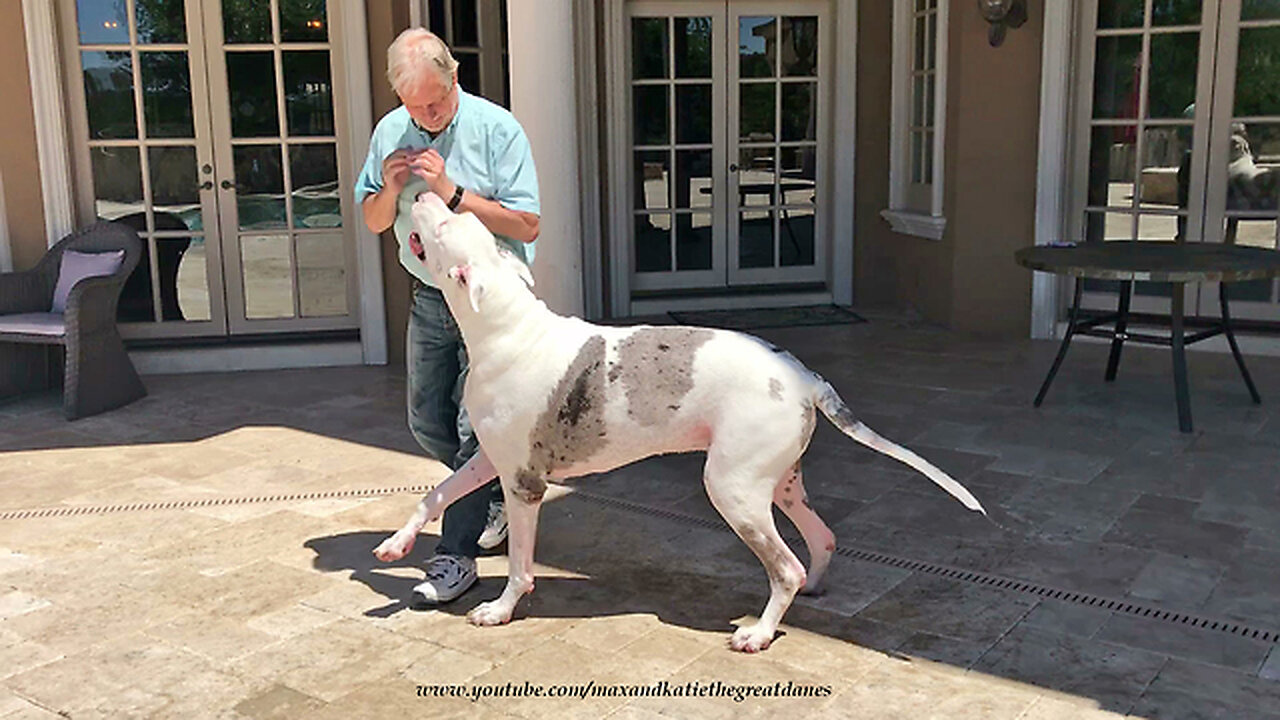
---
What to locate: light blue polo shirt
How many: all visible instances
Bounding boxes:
[354,87,540,286]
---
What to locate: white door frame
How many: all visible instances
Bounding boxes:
[25,0,386,365]
[605,0,856,316]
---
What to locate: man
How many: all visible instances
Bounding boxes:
[355,28,540,605]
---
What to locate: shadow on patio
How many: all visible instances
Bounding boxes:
[1,313,1279,717]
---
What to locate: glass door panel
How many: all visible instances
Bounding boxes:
[628,5,727,291]
[65,0,228,337]
[728,3,826,285]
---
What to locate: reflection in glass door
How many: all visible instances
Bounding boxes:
[625,1,828,292]
[62,0,357,339]
[1072,0,1280,323]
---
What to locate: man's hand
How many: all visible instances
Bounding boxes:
[413,148,457,201]
[381,150,413,194]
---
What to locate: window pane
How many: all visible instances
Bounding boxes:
[457,51,481,94]
[1152,0,1202,25]
[297,234,347,317]
[781,147,816,203]
[77,0,129,43]
[1088,125,1138,208]
[241,235,295,319]
[633,85,669,145]
[224,0,271,43]
[91,147,142,220]
[1243,0,1280,20]
[1097,0,1144,28]
[1137,127,1190,213]
[634,151,670,210]
[1235,27,1280,117]
[675,150,712,209]
[141,51,194,138]
[740,83,775,141]
[635,214,671,272]
[739,16,776,78]
[1084,210,1136,242]
[136,0,186,43]
[280,0,328,42]
[738,148,776,205]
[82,51,137,140]
[782,17,818,76]
[1224,122,1280,213]
[675,84,711,144]
[739,209,774,268]
[289,144,341,228]
[451,0,478,46]
[780,207,815,266]
[781,82,816,142]
[1093,36,1143,119]
[148,146,201,231]
[1147,32,1200,119]
[233,145,286,230]
[429,0,446,34]
[675,17,712,78]
[174,237,211,321]
[632,18,668,80]
[283,51,334,136]
[675,213,712,271]
[227,52,280,137]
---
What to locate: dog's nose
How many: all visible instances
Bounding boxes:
[416,192,429,203]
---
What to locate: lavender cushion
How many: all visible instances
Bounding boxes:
[51,249,125,313]
[0,312,66,336]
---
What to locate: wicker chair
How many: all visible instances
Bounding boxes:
[0,221,147,420]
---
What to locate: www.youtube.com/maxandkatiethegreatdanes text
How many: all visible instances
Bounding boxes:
[417,680,834,703]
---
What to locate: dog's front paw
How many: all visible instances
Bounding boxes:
[372,531,415,562]
[730,624,775,653]
[467,600,513,626]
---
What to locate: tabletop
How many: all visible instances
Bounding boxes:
[1015,241,1280,283]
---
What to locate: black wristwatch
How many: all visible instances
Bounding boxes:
[446,184,465,211]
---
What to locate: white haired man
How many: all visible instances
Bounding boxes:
[355,28,540,605]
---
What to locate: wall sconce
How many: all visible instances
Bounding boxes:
[977,0,1027,47]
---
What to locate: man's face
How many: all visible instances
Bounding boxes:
[399,71,459,133]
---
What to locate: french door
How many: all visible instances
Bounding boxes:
[624,1,831,292]
[1072,0,1280,321]
[60,0,359,340]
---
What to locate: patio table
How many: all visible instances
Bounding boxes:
[1016,241,1280,432]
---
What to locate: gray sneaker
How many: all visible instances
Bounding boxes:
[411,554,477,606]
[477,500,508,550]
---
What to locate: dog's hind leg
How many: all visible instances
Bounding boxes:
[467,471,544,626]
[773,463,835,595]
[703,451,807,653]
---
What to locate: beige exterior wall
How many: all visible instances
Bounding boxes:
[855,0,1044,337]
[1,2,48,271]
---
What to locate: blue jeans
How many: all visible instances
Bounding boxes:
[407,284,501,559]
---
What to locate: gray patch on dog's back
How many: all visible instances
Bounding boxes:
[521,335,609,499]
[769,378,785,402]
[614,327,714,426]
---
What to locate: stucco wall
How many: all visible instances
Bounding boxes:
[855,0,1043,337]
[367,0,412,367]
[1,2,48,271]
[945,0,1041,336]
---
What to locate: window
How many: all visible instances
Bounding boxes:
[883,0,948,240]
[413,0,510,108]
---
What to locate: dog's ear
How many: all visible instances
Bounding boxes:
[498,247,534,288]
[447,264,486,313]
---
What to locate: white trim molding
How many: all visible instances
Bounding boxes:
[831,0,857,306]
[1031,0,1076,339]
[880,209,946,241]
[885,0,949,238]
[131,342,364,375]
[23,0,76,246]
[336,2,389,365]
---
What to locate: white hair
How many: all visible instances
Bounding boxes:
[386,28,458,93]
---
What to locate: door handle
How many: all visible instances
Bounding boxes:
[729,163,739,172]
[220,180,237,190]
[198,180,213,191]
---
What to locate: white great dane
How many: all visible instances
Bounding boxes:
[374,193,987,652]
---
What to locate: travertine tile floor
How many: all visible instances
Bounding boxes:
[1,311,1279,718]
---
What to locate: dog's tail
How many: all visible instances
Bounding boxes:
[813,379,987,514]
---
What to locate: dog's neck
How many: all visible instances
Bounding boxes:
[438,269,557,374]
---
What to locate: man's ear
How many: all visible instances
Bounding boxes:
[447,264,486,313]
[498,247,534,288]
